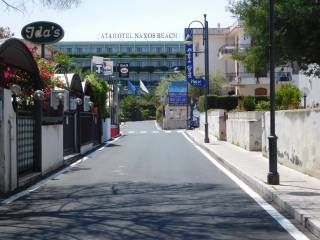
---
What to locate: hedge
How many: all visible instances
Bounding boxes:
[198,95,239,112]
[198,95,270,112]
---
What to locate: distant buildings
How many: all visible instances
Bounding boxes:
[53,41,185,93]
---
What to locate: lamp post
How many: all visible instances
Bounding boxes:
[185,14,210,143]
[268,0,279,185]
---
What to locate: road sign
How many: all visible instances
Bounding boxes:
[168,81,188,106]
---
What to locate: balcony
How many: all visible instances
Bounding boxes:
[227,72,292,85]
[218,45,236,60]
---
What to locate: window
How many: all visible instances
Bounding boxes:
[67,48,72,54]
[166,47,172,53]
[107,48,113,53]
[96,47,102,53]
[137,62,142,67]
[156,47,162,53]
[137,47,142,53]
[76,48,82,54]
[127,47,132,53]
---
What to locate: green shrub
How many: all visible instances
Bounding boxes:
[243,96,256,111]
[255,100,270,111]
[156,106,163,121]
[198,95,238,112]
[276,84,301,109]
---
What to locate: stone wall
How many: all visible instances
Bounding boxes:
[226,111,264,151]
[262,109,320,178]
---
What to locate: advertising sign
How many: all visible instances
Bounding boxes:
[119,63,129,78]
[168,81,188,106]
[21,21,64,44]
[184,28,205,88]
[94,59,113,76]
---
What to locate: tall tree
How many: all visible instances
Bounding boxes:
[1,0,81,11]
[0,26,14,38]
[229,0,320,77]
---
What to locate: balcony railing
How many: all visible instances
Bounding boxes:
[225,72,292,84]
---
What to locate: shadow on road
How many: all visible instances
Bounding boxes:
[0,182,292,240]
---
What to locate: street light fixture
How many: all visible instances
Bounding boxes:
[185,14,210,143]
[267,0,280,185]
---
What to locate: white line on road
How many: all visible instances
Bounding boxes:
[177,130,184,133]
[152,131,159,134]
[140,131,147,134]
[182,132,309,240]
[164,130,172,134]
[128,131,135,134]
[1,136,123,205]
[154,120,163,131]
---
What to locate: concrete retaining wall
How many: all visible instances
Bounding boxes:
[200,110,226,140]
[42,125,64,175]
[102,118,111,142]
[262,109,320,178]
[226,111,264,151]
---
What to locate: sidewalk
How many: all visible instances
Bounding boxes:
[185,129,320,238]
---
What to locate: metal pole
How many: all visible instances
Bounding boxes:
[204,14,210,143]
[41,44,45,58]
[267,0,279,185]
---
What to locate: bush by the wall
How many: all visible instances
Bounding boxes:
[276,84,301,109]
[255,100,270,111]
[198,95,239,112]
[243,96,256,111]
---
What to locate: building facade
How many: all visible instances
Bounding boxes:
[53,41,185,92]
[191,21,293,96]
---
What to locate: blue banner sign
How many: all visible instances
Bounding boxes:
[168,81,188,106]
[184,28,205,88]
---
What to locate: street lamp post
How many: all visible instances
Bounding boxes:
[186,14,210,143]
[268,0,280,185]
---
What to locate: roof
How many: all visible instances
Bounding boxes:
[0,38,42,89]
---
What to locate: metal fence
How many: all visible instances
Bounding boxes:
[17,111,35,174]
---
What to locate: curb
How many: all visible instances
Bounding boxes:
[185,130,320,239]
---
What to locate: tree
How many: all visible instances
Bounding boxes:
[0,26,14,39]
[53,53,74,72]
[0,0,81,11]
[229,0,320,77]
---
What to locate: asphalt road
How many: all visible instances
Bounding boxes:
[0,121,302,239]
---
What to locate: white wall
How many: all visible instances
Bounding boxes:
[200,110,226,140]
[0,88,17,193]
[262,109,320,178]
[42,125,64,175]
[226,112,264,151]
[292,73,320,107]
[102,118,111,142]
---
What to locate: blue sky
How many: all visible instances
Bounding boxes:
[1,0,235,41]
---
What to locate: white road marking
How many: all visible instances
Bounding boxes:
[128,131,135,134]
[152,131,159,134]
[1,136,123,205]
[154,120,163,131]
[140,131,147,134]
[182,132,309,240]
[177,130,184,133]
[165,130,172,133]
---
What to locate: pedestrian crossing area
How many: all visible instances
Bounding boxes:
[121,130,184,135]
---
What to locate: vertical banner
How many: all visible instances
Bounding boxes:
[185,28,194,82]
[184,28,206,88]
[119,63,130,78]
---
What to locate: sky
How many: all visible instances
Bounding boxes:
[1,0,236,41]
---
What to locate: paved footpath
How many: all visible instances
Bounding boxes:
[186,128,320,239]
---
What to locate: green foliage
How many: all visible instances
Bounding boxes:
[117,52,124,58]
[243,96,256,111]
[229,0,320,75]
[120,95,156,121]
[198,95,239,112]
[276,83,301,109]
[209,72,226,96]
[229,0,320,77]
[156,106,163,122]
[86,74,109,118]
[53,53,74,72]
[255,101,270,111]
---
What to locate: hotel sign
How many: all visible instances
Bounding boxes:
[98,32,179,40]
